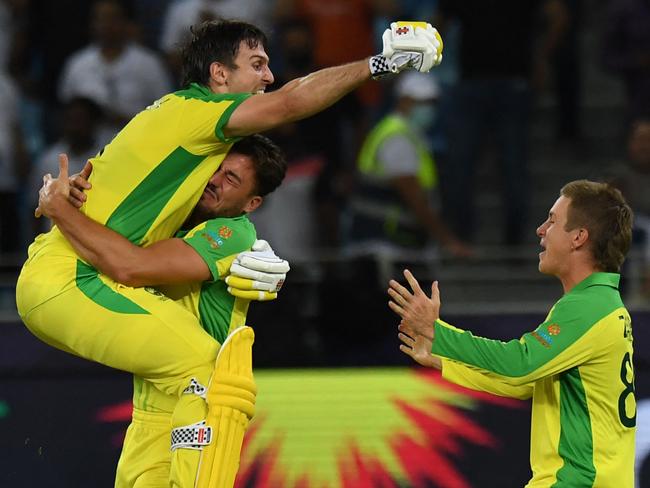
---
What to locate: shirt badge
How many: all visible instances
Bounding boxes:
[218,226,233,239]
[547,324,561,336]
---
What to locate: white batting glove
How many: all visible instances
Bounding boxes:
[369,21,443,78]
[227,239,289,301]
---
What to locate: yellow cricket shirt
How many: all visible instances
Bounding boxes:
[435,273,635,487]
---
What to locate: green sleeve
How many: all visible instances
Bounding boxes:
[182,216,257,281]
[432,293,606,384]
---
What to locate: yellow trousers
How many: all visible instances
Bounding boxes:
[17,251,218,486]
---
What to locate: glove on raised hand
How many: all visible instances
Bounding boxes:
[369,21,443,79]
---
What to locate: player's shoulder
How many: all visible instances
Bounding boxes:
[202,215,256,237]
[171,83,251,105]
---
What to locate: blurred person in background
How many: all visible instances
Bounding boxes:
[345,71,472,276]
[29,97,104,236]
[252,19,350,258]
[435,0,570,246]
[274,0,400,168]
[322,72,471,366]
[58,0,171,141]
[609,118,650,300]
[602,0,650,129]
[0,65,28,255]
[392,179,636,487]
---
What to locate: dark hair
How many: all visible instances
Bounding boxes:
[561,180,633,272]
[180,19,268,88]
[231,134,287,197]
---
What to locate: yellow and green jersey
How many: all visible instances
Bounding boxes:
[133,215,256,413]
[433,273,635,487]
[32,83,250,258]
[164,215,257,344]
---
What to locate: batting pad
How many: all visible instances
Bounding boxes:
[195,326,257,488]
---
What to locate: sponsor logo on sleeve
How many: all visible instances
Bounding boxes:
[532,324,560,348]
[201,231,224,249]
[531,331,551,348]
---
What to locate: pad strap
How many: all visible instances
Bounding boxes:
[182,377,207,399]
[170,420,212,451]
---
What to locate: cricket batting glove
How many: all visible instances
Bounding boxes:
[369,21,443,79]
[227,239,290,301]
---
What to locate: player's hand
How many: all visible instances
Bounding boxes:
[398,322,441,369]
[369,21,443,79]
[35,154,72,218]
[387,269,439,341]
[226,239,290,301]
[68,160,93,208]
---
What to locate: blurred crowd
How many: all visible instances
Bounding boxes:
[0,0,648,286]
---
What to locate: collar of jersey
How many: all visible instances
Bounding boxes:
[571,272,620,293]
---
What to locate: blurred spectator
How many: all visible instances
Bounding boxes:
[250,20,347,258]
[609,118,650,299]
[58,0,171,142]
[548,0,583,141]
[274,0,399,146]
[344,72,472,283]
[159,0,273,84]
[0,69,28,255]
[132,0,175,49]
[602,0,650,127]
[436,0,569,245]
[0,0,14,70]
[29,97,104,237]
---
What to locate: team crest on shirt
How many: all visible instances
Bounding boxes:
[202,231,224,249]
[547,324,561,335]
[218,226,233,239]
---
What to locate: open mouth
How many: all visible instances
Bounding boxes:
[203,185,217,200]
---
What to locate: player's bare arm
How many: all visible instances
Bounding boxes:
[224,59,371,137]
[224,22,443,137]
[37,154,211,287]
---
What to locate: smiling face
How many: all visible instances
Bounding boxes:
[194,152,262,220]
[218,41,274,94]
[536,195,578,277]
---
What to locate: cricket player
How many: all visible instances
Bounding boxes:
[37,134,286,486]
[391,180,636,487]
[18,18,444,487]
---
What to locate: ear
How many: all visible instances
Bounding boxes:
[209,61,229,87]
[243,195,263,214]
[572,227,589,250]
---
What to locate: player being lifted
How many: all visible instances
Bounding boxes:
[18,19,444,488]
[38,134,287,486]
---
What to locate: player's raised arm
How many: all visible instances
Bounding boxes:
[37,154,211,287]
[224,22,443,137]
